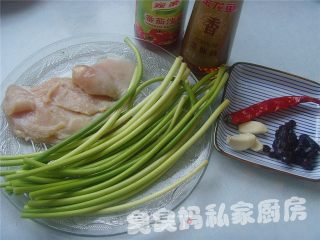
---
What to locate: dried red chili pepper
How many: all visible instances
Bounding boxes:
[225,96,320,125]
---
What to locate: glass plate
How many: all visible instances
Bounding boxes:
[0,34,213,236]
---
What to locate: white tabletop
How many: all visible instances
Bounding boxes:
[1,0,320,239]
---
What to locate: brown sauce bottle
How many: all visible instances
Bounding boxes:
[181,0,243,77]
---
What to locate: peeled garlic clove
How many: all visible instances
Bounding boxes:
[238,121,268,134]
[226,133,256,151]
[250,138,263,152]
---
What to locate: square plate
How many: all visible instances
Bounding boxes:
[214,62,320,181]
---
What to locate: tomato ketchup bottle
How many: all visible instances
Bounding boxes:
[135,0,188,47]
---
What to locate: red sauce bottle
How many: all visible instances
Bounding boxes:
[135,0,188,48]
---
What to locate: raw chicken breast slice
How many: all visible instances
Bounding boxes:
[6,103,66,142]
[55,110,92,140]
[72,57,136,98]
[2,85,36,115]
[7,103,93,143]
[2,77,115,143]
[32,78,114,115]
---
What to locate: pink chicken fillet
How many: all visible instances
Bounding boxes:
[2,57,136,143]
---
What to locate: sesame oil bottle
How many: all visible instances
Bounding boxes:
[181,0,243,76]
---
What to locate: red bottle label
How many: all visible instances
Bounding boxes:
[135,0,187,46]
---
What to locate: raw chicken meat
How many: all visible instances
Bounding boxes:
[2,57,135,143]
[2,78,114,143]
[31,78,114,115]
[72,57,136,98]
[3,85,36,115]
